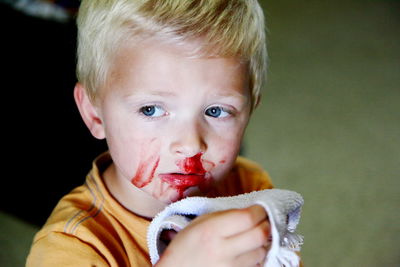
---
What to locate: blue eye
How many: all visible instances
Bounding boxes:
[140,105,166,117]
[205,106,230,118]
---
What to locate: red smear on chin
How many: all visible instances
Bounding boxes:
[160,173,207,200]
[131,156,160,188]
[159,174,205,188]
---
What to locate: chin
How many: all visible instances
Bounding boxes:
[154,191,182,204]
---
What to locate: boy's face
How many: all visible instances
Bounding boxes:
[93,41,251,204]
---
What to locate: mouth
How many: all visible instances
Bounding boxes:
[159,173,206,188]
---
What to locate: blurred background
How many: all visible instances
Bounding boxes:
[0,0,399,266]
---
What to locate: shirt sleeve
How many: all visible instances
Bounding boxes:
[236,157,274,192]
[26,232,110,267]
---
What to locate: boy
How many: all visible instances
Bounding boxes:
[27,0,276,266]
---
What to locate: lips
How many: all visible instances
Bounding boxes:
[159,154,211,200]
[159,173,206,188]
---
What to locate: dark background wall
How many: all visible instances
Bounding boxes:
[0,3,107,227]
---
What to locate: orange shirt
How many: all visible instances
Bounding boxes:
[27,153,273,266]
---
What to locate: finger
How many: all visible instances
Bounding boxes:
[225,205,268,237]
[199,205,267,237]
[234,246,268,267]
[227,219,271,255]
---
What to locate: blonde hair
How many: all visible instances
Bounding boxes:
[76,0,267,108]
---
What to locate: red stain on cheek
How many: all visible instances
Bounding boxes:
[131,156,160,188]
[219,159,226,164]
[131,139,160,188]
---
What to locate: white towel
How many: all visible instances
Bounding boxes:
[147,189,304,267]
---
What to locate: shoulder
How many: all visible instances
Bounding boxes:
[31,180,102,242]
[27,180,127,266]
[26,180,109,265]
[26,230,110,267]
[235,156,273,185]
[210,156,274,197]
[28,153,151,266]
[235,156,267,172]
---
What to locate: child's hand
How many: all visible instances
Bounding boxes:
[155,205,271,267]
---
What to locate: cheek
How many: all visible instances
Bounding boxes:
[102,105,165,184]
[213,134,243,162]
[108,131,161,184]
[131,155,160,188]
[205,134,243,182]
[107,135,140,175]
[130,138,162,188]
[210,119,247,160]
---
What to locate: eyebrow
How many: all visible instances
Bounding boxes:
[123,90,177,99]
[123,89,249,104]
[212,91,250,102]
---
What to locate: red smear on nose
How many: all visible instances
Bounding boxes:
[176,153,206,174]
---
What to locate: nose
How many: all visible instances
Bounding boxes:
[169,120,207,158]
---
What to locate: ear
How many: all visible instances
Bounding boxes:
[74,83,106,139]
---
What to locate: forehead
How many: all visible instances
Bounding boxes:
[105,39,250,99]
